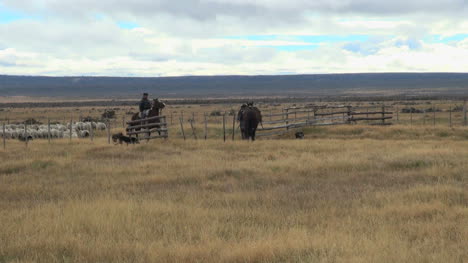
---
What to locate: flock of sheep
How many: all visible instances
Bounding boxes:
[0,122,107,141]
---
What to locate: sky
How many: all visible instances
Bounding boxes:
[0,0,468,76]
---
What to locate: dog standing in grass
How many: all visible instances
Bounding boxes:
[112,133,139,145]
[295,131,304,139]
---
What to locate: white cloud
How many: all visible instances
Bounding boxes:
[0,0,468,76]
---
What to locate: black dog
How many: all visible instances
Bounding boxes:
[112,133,139,145]
[295,131,304,139]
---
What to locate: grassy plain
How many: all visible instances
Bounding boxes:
[1,123,467,262]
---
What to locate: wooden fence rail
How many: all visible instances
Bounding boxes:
[126,116,168,140]
[256,105,393,138]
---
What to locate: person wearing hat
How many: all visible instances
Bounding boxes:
[139,93,152,118]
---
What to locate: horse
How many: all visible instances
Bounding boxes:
[130,99,166,140]
[241,106,262,141]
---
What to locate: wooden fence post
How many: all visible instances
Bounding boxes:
[2,123,5,150]
[464,99,467,126]
[223,113,226,142]
[90,120,94,142]
[170,112,173,125]
[69,117,73,142]
[189,120,197,140]
[162,116,168,139]
[47,118,51,144]
[204,113,208,140]
[449,106,452,128]
[24,122,28,147]
[122,116,126,128]
[410,109,413,126]
[396,106,399,122]
[382,105,385,125]
[107,120,111,144]
[179,117,186,140]
[232,113,236,141]
[347,106,352,124]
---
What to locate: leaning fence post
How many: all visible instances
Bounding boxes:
[189,120,197,140]
[179,117,186,140]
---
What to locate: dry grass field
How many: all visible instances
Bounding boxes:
[1,124,467,262]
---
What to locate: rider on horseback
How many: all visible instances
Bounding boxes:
[139,93,152,118]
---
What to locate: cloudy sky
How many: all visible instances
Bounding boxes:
[0,0,468,76]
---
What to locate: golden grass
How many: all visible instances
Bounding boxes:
[0,127,467,262]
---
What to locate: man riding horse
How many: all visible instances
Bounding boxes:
[131,93,166,139]
[139,93,152,118]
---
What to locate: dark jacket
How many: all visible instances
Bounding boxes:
[139,98,152,112]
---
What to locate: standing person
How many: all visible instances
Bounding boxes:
[139,93,152,118]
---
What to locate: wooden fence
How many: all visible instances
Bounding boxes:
[126,116,168,140]
[257,105,393,137]
[2,101,467,147]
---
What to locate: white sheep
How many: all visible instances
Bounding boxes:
[96,122,107,130]
[83,122,92,131]
[10,130,18,139]
[50,129,60,138]
[39,129,49,138]
[28,130,38,138]
[3,130,12,139]
[79,130,90,138]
